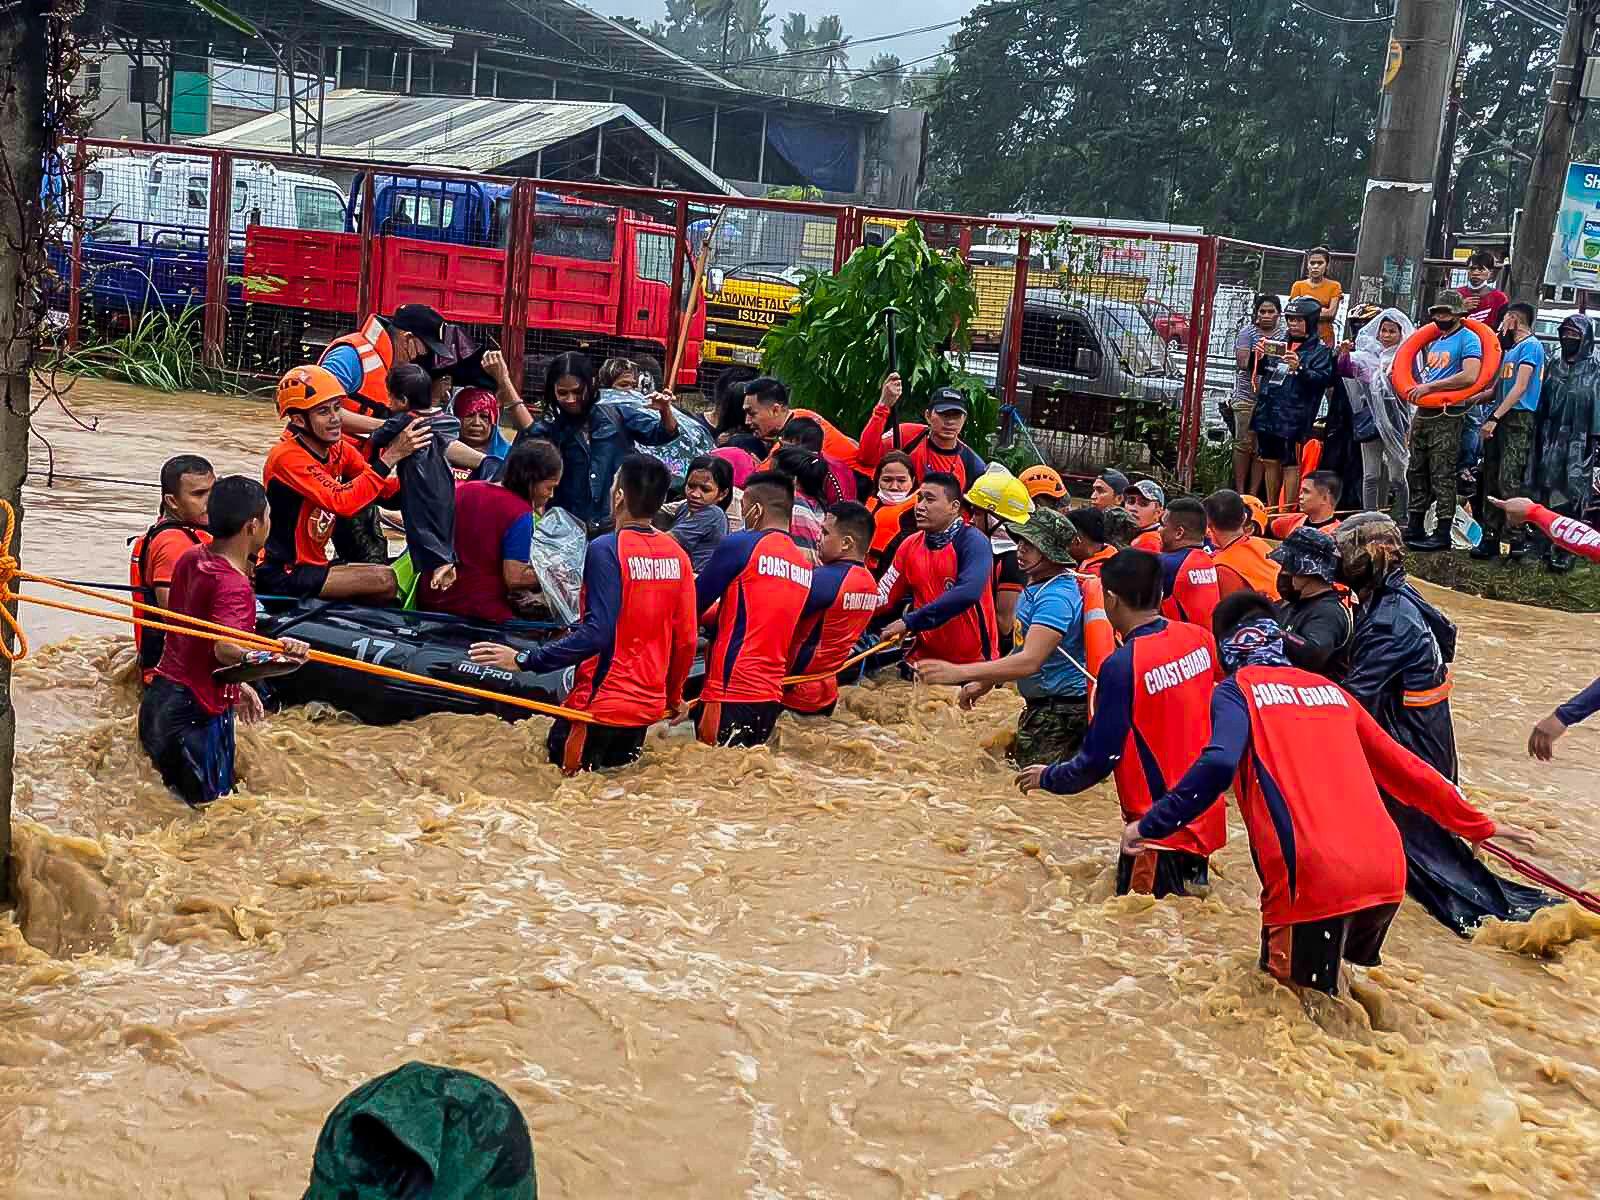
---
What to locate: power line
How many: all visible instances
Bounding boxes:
[1287,0,1396,23]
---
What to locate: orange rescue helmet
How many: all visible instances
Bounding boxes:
[1241,494,1269,535]
[276,364,346,419]
[1020,464,1067,500]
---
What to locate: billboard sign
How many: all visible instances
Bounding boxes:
[1547,162,1600,289]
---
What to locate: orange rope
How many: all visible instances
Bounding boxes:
[781,632,903,686]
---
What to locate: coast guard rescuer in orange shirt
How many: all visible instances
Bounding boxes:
[258,365,428,604]
[877,471,998,665]
[694,471,815,748]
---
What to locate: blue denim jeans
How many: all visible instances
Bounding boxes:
[1458,402,1490,474]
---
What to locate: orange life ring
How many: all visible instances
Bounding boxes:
[1389,318,1503,409]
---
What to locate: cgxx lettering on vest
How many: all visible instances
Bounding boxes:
[841,591,878,612]
[1551,516,1600,551]
[628,555,683,581]
[1250,681,1350,709]
[1186,566,1219,586]
[1142,645,1213,695]
[758,555,813,587]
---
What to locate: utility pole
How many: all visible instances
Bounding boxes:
[1507,0,1596,301]
[1351,0,1468,316]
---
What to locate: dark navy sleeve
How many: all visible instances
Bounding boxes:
[1340,610,1405,712]
[1158,550,1184,599]
[960,444,988,482]
[519,538,623,673]
[803,561,847,619]
[1556,676,1600,728]
[1040,644,1135,790]
[1138,679,1250,840]
[696,530,760,616]
[904,525,993,632]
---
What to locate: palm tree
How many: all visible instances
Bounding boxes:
[779,12,815,96]
[730,0,772,63]
[812,14,850,104]
[852,52,904,109]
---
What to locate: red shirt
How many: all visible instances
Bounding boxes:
[1460,286,1509,329]
[1132,528,1162,553]
[420,481,530,623]
[155,545,257,715]
[783,559,879,713]
[854,404,988,489]
[130,521,212,681]
[878,524,997,664]
[1159,547,1221,633]
[696,529,815,703]
[521,528,696,726]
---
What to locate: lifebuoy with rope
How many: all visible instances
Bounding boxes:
[1389,317,1503,409]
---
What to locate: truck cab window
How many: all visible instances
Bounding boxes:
[635,231,673,284]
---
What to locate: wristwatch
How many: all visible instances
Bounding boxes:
[515,648,535,671]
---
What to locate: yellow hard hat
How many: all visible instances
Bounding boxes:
[964,464,1034,525]
[1019,464,1067,500]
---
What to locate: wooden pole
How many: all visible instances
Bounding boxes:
[667,207,725,392]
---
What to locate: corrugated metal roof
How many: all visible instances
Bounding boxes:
[308,0,453,49]
[192,91,736,194]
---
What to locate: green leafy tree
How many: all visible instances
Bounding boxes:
[811,14,851,104]
[760,221,997,453]
[850,53,906,109]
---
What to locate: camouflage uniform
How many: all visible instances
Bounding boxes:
[1015,697,1089,766]
[1407,405,1468,527]
[1479,408,1535,546]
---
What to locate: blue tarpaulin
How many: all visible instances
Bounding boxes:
[765,116,859,194]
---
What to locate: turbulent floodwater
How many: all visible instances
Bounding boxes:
[0,381,1598,1198]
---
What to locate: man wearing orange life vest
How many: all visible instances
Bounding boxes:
[1157,497,1222,632]
[1266,469,1343,539]
[1016,548,1225,899]
[1203,489,1281,601]
[854,374,989,490]
[1122,479,1166,552]
[130,455,215,685]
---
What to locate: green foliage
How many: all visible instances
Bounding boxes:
[62,306,215,392]
[760,221,1000,453]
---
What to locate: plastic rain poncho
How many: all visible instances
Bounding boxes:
[1343,307,1416,473]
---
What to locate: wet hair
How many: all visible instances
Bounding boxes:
[725,433,770,460]
[712,366,759,435]
[543,351,595,415]
[635,354,665,394]
[779,415,825,452]
[160,454,213,496]
[921,470,964,504]
[826,500,874,552]
[386,362,433,411]
[742,470,794,523]
[1100,547,1163,609]
[774,446,828,502]
[1252,293,1282,318]
[1467,250,1497,271]
[1066,504,1107,546]
[1305,469,1342,506]
[1306,246,1330,265]
[1507,301,1536,328]
[1213,589,1279,642]
[1165,496,1208,539]
[502,437,563,503]
[874,450,915,485]
[745,375,789,409]
[206,475,267,539]
[597,356,641,389]
[614,453,671,519]
[686,454,735,509]
[1204,489,1248,533]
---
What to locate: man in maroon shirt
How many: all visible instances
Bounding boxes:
[139,476,307,807]
[1459,252,1509,328]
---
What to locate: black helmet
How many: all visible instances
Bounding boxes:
[1285,295,1323,325]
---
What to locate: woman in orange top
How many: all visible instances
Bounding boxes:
[865,451,917,574]
[1289,247,1343,343]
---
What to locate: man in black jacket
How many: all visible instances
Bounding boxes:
[1269,526,1352,681]
[1252,294,1335,510]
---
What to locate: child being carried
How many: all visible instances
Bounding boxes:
[372,363,459,592]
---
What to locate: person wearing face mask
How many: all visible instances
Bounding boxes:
[1333,513,1558,934]
[865,451,918,574]
[1471,302,1545,561]
[1528,314,1600,572]
[1404,292,1484,551]
[877,472,998,666]
[962,465,1034,655]
[1267,526,1351,681]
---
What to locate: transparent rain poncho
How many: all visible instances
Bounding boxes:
[1342,307,1417,471]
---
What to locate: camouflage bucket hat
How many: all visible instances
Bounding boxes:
[303,1062,537,1200]
[1267,526,1340,582]
[1010,506,1077,564]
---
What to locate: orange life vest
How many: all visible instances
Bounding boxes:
[128,520,208,683]
[321,315,396,438]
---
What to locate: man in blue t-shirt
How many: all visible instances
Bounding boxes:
[1473,301,1546,560]
[1405,291,1485,552]
[911,507,1089,766]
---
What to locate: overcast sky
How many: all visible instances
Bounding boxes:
[596,0,974,66]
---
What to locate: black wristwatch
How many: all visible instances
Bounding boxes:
[514,648,534,671]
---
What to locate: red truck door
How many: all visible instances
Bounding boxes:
[621,217,703,386]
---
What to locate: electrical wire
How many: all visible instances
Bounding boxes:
[1287,0,1397,23]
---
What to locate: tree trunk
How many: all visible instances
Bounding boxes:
[1507,0,1592,302]
[0,1,47,903]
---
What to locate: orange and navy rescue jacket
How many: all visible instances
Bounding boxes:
[518,528,697,726]
[261,432,399,569]
[696,528,814,704]
[877,523,997,664]
[1159,546,1222,632]
[129,519,211,681]
[1139,664,1495,926]
[1041,617,1226,858]
[783,559,879,714]
[319,315,396,445]
[854,403,988,489]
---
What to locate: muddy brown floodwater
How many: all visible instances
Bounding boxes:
[0,380,1597,1198]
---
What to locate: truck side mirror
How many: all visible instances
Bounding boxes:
[1075,347,1102,376]
[706,267,725,297]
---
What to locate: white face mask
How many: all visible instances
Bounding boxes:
[878,487,912,505]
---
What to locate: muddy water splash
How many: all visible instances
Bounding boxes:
[0,383,1597,1197]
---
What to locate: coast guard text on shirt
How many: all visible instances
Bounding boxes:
[628,554,684,580]
[1143,644,1213,695]
[1250,680,1349,709]
[759,554,813,587]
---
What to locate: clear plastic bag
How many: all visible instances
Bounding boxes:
[600,387,716,483]
[525,506,587,625]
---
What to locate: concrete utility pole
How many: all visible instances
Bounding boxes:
[1507,0,1596,301]
[1351,0,1468,316]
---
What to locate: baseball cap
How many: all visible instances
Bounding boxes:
[382,304,451,359]
[742,375,789,406]
[1125,479,1166,507]
[1427,290,1468,316]
[929,387,969,414]
[1097,468,1130,495]
[1268,525,1341,582]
